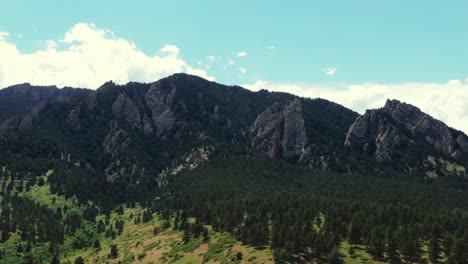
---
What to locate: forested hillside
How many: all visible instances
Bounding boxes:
[0,74,467,263]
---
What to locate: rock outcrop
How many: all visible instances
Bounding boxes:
[145,84,176,138]
[112,93,141,129]
[251,99,308,161]
[345,99,468,175]
[383,99,462,157]
[345,109,407,161]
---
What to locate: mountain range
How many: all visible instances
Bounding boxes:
[0,73,466,185]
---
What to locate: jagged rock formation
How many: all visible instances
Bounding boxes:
[145,83,176,138]
[345,99,468,175]
[112,93,141,129]
[251,99,308,160]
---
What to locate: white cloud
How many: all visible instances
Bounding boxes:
[242,80,268,91]
[0,23,213,89]
[223,58,236,70]
[0,32,9,40]
[265,46,276,51]
[237,51,248,57]
[160,44,180,56]
[206,55,217,63]
[323,67,337,76]
[242,80,468,134]
[239,67,247,74]
[448,79,462,85]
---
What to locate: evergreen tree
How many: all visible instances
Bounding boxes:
[74,256,85,264]
[110,244,119,259]
[327,247,343,264]
[183,229,190,244]
[428,236,441,263]
[368,226,385,258]
[51,255,60,264]
[385,228,399,263]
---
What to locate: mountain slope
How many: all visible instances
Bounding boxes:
[0,74,466,205]
[1,75,468,263]
[345,99,468,177]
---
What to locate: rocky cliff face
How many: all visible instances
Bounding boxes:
[383,99,464,158]
[345,109,408,161]
[345,99,468,175]
[251,99,308,161]
[145,83,176,138]
[112,93,142,129]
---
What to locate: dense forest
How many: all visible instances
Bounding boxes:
[1,148,468,263]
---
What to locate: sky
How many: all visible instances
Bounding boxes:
[1,0,468,133]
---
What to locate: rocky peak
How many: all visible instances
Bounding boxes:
[383,99,462,157]
[345,99,468,175]
[251,98,308,161]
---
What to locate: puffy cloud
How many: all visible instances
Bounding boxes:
[323,67,337,76]
[242,80,268,91]
[0,23,213,89]
[243,80,468,134]
[239,67,247,74]
[160,44,180,56]
[237,51,248,57]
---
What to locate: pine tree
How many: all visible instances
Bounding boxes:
[349,223,361,247]
[448,238,468,264]
[110,244,119,259]
[428,236,441,263]
[74,256,85,264]
[368,226,385,258]
[93,239,101,249]
[51,255,60,264]
[327,247,343,264]
[183,229,190,244]
[385,228,399,263]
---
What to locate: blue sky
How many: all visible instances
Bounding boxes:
[1,1,468,133]
[2,0,468,84]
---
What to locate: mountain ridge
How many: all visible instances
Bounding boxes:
[0,73,466,189]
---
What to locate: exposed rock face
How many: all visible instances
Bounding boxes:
[251,99,308,160]
[102,123,130,158]
[458,135,468,153]
[145,84,176,138]
[112,93,141,129]
[66,106,82,131]
[0,115,33,135]
[383,100,458,156]
[345,99,468,168]
[345,110,407,161]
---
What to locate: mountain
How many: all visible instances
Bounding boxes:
[0,73,466,184]
[0,74,364,201]
[345,99,468,177]
[1,74,468,263]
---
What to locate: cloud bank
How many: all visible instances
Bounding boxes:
[0,23,213,89]
[244,80,468,134]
